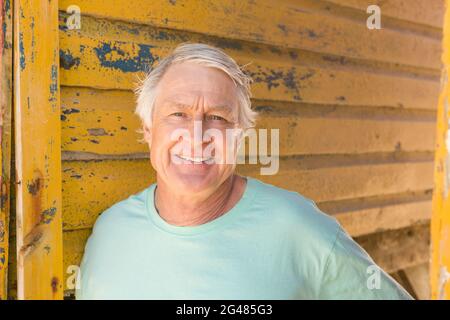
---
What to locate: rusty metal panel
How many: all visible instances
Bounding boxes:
[0,0,12,300]
[13,0,63,299]
[431,0,450,301]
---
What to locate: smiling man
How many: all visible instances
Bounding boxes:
[76,43,412,300]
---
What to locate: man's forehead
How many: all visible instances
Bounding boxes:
[157,92,238,111]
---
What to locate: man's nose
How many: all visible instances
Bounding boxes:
[186,119,211,155]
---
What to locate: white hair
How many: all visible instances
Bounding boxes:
[134,43,257,136]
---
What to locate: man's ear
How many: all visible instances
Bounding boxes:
[143,125,152,147]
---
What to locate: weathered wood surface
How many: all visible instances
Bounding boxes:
[14,0,439,297]
[13,0,63,299]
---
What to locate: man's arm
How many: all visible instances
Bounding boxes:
[318,226,413,300]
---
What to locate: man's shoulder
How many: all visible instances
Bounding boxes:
[249,177,341,244]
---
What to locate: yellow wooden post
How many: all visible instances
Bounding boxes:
[0,0,13,300]
[13,0,63,299]
[431,0,450,301]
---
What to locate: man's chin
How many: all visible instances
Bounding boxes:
[170,173,216,195]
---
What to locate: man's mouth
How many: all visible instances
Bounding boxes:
[174,154,215,164]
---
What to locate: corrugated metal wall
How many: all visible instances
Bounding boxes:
[10,0,445,297]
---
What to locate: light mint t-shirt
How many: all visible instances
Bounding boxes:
[76,177,412,300]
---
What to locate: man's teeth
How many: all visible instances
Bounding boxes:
[178,155,212,163]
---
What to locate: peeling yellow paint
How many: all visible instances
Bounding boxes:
[1,0,444,298]
[59,15,440,109]
[431,0,450,301]
[60,87,436,157]
[57,0,442,69]
[13,0,63,299]
[0,0,13,301]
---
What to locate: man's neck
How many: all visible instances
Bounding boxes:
[154,175,246,226]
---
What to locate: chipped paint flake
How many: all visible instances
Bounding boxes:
[59,49,80,70]
[19,32,25,70]
[94,41,156,73]
[41,207,57,224]
[49,64,58,102]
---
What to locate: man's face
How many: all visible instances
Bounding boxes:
[144,62,241,196]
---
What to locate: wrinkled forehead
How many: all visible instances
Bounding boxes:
[154,62,240,110]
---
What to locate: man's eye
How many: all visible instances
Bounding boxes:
[171,112,185,117]
[208,115,226,121]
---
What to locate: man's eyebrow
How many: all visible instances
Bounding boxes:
[164,101,234,113]
[207,105,233,113]
[163,101,192,109]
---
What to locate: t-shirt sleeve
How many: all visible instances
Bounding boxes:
[317,226,414,300]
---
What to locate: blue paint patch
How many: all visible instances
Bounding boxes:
[322,55,347,65]
[94,42,156,73]
[41,207,57,224]
[30,17,35,62]
[0,247,5,265]
[49,64,58,102]
[4,0,10,13]
[299,70,314,81]
[248,66,302,100]
[253,105,274,112]
[1,0,9,48]
[62,108,80,114]
[59,18,68,31]
[213,39,243,51]
[265,70,283,90]
[283,68,298,90]
[117,24,139,35]
[59,49,80,70]
[249,67,301,100]
[19,32,25,71]
[269,47,282,55]
[155,30,171,41]
[2,22,6,48]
